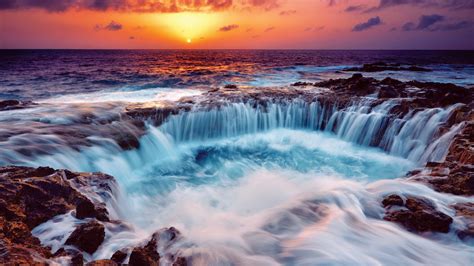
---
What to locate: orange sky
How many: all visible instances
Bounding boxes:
[1,0,473,49]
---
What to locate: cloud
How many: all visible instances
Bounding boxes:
[402,14,474,31]
[95,20,123,31]
[0,0,281,13]
[264,26,275,32]
[367,0,474,12]
[279,9,296,15]
[219,24,239,32]
[352,16,382,32]
[246,0,279,10]
[345,5,366,12]
[402,14,444,30]
[129,36,135,39]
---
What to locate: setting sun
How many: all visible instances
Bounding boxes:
[161,12,221,43]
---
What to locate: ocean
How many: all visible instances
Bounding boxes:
[1,50,474,100]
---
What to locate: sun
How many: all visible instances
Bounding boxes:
[161,12,221,42]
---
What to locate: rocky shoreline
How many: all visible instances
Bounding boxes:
[0,73,473,264]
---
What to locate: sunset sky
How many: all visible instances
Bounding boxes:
[1,0,473,49]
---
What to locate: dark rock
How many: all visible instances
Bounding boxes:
[65,220,105,254]
[75,199,109,222]
[223,84,238,89]
[129,233,160,266]
[71,252,85,266]
[383,196,453,233]
[111,250,127,264]
[382,194,404,207]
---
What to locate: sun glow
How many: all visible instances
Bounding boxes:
[161,12,222,43]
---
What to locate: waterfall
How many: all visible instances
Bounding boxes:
[157,99,463,164]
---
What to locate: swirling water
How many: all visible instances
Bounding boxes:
[1,50,473,265]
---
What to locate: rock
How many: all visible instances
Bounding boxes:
[0,100,34,111]
[111,249,128,264]
[129,232,160,266]
[223,84,238,89]
[451,203,474,240]
[383,196,453,233]
[86,259,118,266]
[0,166,114,264]
[65,220,105,254]
[71,252,85,266]
[382,194,404,207]
[76,198,109,222]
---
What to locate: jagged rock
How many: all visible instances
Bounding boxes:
[111,249,128,264]
[0,166,113,264]
[382,195,453,233]
[76,198,109,222]
[65,220,105,254]
[129,233,160,266]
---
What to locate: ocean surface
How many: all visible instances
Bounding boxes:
[1,50,474,265]
[1,50,474,100]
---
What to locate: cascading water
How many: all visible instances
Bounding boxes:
[1,94,471,265]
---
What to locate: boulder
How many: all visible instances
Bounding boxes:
[382,195,453,233]
[65,220,105,254]
[111,249,128,264]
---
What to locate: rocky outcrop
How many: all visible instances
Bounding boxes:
[65,220,105,254]
[343,62,431,73]
[0,166,114,264]
[0,99,34,111]
[382,194,453,233]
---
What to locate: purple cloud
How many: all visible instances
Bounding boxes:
[94,20,123,31]
[402,14,444,31]
[403,14,474,31]
[219,24,239,32]
[352,16,382,32]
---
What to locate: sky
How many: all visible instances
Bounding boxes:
[0,0,473,49]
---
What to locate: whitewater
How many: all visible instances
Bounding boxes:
[0,83,468,265]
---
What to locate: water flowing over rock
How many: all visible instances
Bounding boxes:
[0,166,114,264]
[0,74,473,265]
[382,195,453,233]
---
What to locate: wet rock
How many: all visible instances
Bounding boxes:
[76,198,109,222]
[223,84,238,89]
[382,194,404,207]
[86,259,118,266]
[111,249,128,264]
[0,166,114,264]
[383,195,453,233]
[129,233,160,266]
[65,220,105,254]
[0,100,34,111]
[451,203,474,240]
